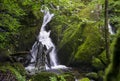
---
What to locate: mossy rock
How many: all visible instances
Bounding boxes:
[31,72,57,81]
[86,72,98,80]
[58,23,84,65]
[79,78,90,81]
[75,23,104,63]
[105,29,120,81]
[92,57,105,70]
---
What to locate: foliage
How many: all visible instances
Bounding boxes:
[49,76,58,81]
[31,72,75,81]
[0,1,120,81]
[31,72,57,81]
[92,57,105,70]
[79,78,90,81]
[75,23,104,62]
[105,29,120,81]
[86,72,98,79]
[49,75,67,81]
[12,63,26,76]
[0,64,26,81]
[109,0,120,30]
[0,0,42,51]
[57,73,74,81]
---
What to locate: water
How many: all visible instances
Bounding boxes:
[39,7,57,67]
[26,6,67,72]
[108,23,114,35]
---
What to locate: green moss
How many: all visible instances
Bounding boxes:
[86,72,98,79]
[98,51,108,65]
[58,23,84,64]
[31,72,57,81]
[79,78,90,81]
[31,72,75,81]
[92,57,105,70]
[58,73,75,81]
[75,23,104,62]
[105,29,120,81]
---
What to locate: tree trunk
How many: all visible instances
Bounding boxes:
[104,0,110,63]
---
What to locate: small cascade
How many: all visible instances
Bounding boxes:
[108,23,115,35]
[25,6,67,73]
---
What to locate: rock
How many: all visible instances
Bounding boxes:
[92,57,105,70]
[86,72,98,80]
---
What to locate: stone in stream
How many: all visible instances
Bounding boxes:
[35,40,53,71]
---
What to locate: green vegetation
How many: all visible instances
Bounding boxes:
[31,72,74,81]
[79,78,90,81]
[0,0,120,81]
[0,63,26,81]
[105,29,120,81]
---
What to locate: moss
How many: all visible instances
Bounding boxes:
[98,51,108,66]
[31,72,57,81]
[92,57,105,70]
[79,78,90,81]
[105,29,120,81]
[75,23,104,63]
[58,73,75,81]
[97,70,104,80]
[31,72,75,81]
[86,72,98,80]
[58,23,84,65]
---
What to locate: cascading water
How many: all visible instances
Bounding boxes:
[26,6,67,73]
[108,23,114,35]
[39,7,57,67]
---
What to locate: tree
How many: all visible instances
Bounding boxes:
[104,0,110,63]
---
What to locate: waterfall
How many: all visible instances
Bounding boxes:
[25,6,67,73]
[108,23,115,35]
[39,7,57,67]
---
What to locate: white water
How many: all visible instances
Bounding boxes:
[26,6,67,72]
[39,7,67,69]
[39,7,57,67]
[108,23,114,35]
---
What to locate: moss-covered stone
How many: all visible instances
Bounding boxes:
[92,57,105,70]
[86,72,98,80]
[31,72,57,81]
[105,29,120,81]
[75,23,104,63]
[79,78,90,81]
[58,22,84,65]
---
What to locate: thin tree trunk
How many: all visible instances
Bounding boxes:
[104,0,110,63]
